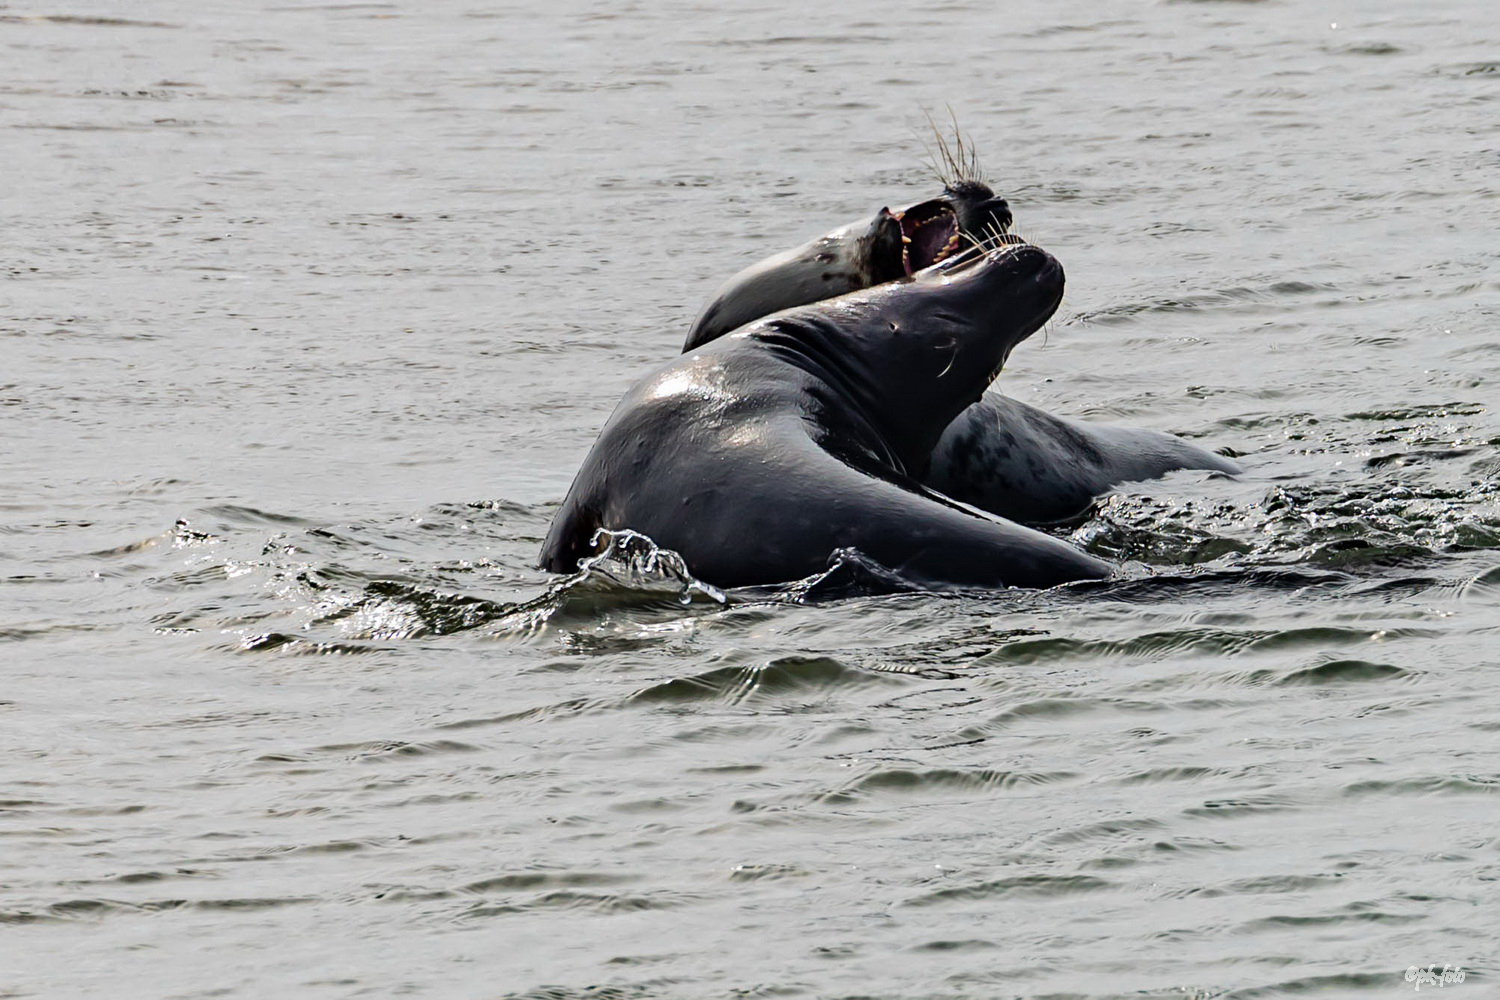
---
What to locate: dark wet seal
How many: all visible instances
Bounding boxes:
[681,126,1241,526]
[541,239,1112,591]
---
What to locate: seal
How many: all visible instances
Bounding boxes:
[922,396,1240,524]
[684,144,1240,524]
[540,240,1111,591]
[686,179,1012,351]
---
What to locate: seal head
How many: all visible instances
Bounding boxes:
[685,181,1013,351]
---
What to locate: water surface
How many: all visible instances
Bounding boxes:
[3,1,1497,997]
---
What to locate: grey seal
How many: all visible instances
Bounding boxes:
[685,156,1239,524]
[540,241,1110,591]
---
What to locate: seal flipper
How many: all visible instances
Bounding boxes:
[598,429,1111,592]
[754,450,1108,591]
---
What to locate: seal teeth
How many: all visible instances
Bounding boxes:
[931,231,962,265]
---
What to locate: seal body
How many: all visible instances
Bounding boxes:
[686,184,1240,524]
[928,396,1243,524]
[541,244,1110,591]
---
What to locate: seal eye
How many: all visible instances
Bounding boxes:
[889,322,899,333]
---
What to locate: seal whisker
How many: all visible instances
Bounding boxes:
[957,223,998,260]
[946,112,965,186]
[919,108,957,188]
[920,106,987,190]
[957,227,989,254]
[947,106,985,186]
[936,335,959,378]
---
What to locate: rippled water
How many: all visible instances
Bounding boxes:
[4,1,1498,997]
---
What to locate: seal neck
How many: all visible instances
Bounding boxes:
[751,310,982,477]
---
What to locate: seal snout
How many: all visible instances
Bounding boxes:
[924,233,1039,279]
[985,239,1057,275]
[998,243,1065,298]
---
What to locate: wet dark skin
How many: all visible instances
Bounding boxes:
[541,243,1111,590]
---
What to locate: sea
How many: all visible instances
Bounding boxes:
[2,1,1497,997]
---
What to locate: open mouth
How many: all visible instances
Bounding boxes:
[896,200,963,275]
[926,232,1030,276]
